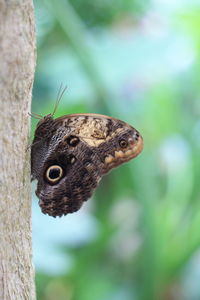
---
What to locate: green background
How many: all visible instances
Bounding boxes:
[32,0,200,299]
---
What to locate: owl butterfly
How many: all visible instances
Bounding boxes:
[31,113,143,217]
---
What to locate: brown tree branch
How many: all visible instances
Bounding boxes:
[0,0,36,299]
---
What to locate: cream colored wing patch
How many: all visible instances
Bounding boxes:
[62,116,124,147]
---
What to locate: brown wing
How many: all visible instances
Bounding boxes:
[31,113,143,217]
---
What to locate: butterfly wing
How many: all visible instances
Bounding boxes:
[31,114,143,217]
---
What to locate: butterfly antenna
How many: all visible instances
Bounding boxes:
[28,112,43,119]
[52,83,68,117]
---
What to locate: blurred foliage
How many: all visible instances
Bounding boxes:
[68,0,148,27]
[32,0,200,300]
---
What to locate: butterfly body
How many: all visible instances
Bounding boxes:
[31,113,143,217]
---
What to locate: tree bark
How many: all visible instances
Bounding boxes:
[0,1,36,299]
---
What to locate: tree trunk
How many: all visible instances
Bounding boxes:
[0,0,36,299]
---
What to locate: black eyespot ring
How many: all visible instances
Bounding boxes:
[135,131,140,141]
[45,165,63,184]
[66,135,80,147]
[119,139,128,148]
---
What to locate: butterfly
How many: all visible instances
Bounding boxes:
[31,85,143,217]
[31,112,143,217]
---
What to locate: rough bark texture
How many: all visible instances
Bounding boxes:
[0,0,36,299]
